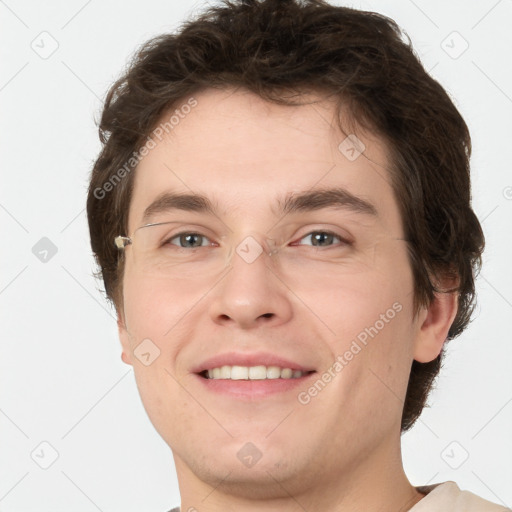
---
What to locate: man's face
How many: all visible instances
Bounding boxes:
[118,88,424,496]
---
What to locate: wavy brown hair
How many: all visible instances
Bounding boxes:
[87,0,484,432]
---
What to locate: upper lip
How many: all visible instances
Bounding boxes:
[191,351,317,374]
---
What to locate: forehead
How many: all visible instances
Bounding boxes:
[129,87,401,234]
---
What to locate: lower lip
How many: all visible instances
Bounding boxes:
[194,372,317,399]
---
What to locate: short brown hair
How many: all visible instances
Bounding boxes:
[87,0,484,432]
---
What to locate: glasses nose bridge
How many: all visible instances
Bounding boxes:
[230,232,282,264]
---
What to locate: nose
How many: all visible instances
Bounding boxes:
[208,235,293,330]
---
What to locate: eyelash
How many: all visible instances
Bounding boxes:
[165,230,352,249]
[291,230,352,248]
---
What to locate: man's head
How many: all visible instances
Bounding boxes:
[87,0,483,482]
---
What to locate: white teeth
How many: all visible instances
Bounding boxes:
[281,368,293,378]
[231,365,248,380]
[266,366,281,379]
[204,365,307,380]
[249,365,267,379]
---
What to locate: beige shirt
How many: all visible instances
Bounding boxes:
[411,481,510,511]
[168,481,511,511]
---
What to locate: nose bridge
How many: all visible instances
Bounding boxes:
[209,232,292,327]
[233,232,278,262]
[226,232,278,287]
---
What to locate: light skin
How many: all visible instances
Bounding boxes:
[117,87,457,511]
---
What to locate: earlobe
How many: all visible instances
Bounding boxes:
[121,351,132,365]
[413,290,458,363]
[117,310,134,366]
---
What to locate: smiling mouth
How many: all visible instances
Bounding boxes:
[198,366,316,380]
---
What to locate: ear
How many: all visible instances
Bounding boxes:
[413,290,458,363]
[117,307,133,366]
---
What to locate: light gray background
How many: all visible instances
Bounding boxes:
[1,0,511,510]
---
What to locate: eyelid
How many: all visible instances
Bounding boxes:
[291,225,354,245]
[152,223,217,247]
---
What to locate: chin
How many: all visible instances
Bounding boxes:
[187,453,306,498]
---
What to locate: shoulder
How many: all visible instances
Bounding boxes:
[412,481,510,511]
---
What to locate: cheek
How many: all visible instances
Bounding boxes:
[291,255,413,342]
[120,271,192,382]
[298,253,415,398]
[121,273,199,436]
[122,267,207,338]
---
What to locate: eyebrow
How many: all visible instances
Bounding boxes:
[142,187,377,224]
[278,187,377,217]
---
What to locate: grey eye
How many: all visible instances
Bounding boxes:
[298,231,342,247]
[169,233,211,248]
